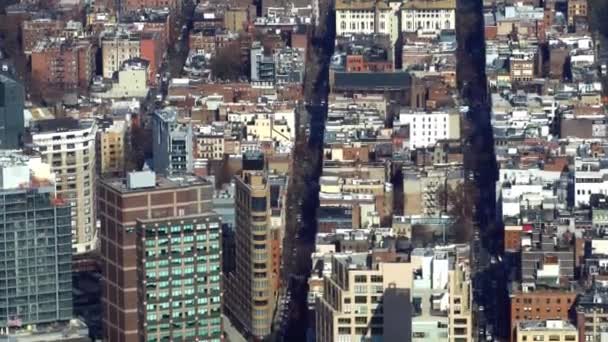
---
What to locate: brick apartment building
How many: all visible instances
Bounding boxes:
[30,39,95,91]
[98,171,220,342]
[510,290,577,341]
[121,9,177,48]
[189,28,236,55]
[22,18,65,54]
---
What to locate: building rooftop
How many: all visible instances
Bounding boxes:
[101,172,212,194]
[335,0,390,10]
[334,252,370,270]
[0,318,89,342]
[517,320,577,332]
[30,118,93,133]
[334,72,411,90]
[402,0,456,10]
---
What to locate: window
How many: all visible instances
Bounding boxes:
[355,316,367,324]
[354,296,367,304]
[251,197,266,211]
[338,327,351,334]
[354,275,367,283]
[354,327,367,335]
[370,275,383,282]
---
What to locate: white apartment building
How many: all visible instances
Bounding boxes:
[396,110,460,149]
[401,0,456,35]
[30,118,97,254]
[574,158,608,206]
[335,0,394,37]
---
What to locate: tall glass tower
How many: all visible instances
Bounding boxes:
[0,151,72,326]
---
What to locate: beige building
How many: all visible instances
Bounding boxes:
[515,320,578,342]
[30,118,97,254]
[101,33,141,79]
[315,252,413,342]
[509,51,536,82]
[97,119,127,177]
[568,0,587,26]
[196,132,225,160]
[225,171,285,339]
[401,0,456,35]
[224,8,249,32]
[246,115,292,144]
[94,59,149,99]
[448,254,473,342]
[335,0,394,37]
[319,175,393,222]
[403,166,463,216]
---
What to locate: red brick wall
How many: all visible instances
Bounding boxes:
[140,36,162,85]
[504,230,521,252]
[510,292,577,342]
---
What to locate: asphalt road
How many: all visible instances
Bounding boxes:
[456,0,506,340]
[273,1,335,341]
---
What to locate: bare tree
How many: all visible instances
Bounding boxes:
[435,181,479,242]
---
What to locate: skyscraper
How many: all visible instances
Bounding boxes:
[0,74,25,149]
[225,170,286,339]
[29,118,97,254]
[137,214,222,341]
[98,171,222,342]
[0,150,72,326]
[152,108,194,175]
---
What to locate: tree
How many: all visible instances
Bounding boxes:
[127,125,152,172]
[209,44,244,81]
[435,181,479,243]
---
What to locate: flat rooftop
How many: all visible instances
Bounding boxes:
[518,320,576,332]
[31,117,92,133]
[101,174,212,194]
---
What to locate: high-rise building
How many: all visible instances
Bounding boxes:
[0,150,72,326]
[448,251,473,342]
[29,118,97,254]
[137,214,222,341]
[315,253,413,342]
[98,171,221,342]
[0,74,25,149]
[152,108,194,175]
[224,171,286,339]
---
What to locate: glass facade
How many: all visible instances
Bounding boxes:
[0,187,72,325]
[0,74,25,149]
[139,216,222,342]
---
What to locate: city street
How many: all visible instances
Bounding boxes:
[273,0,335,341]
[456,0,505,340]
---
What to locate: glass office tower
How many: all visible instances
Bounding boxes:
[0,185,72,325]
